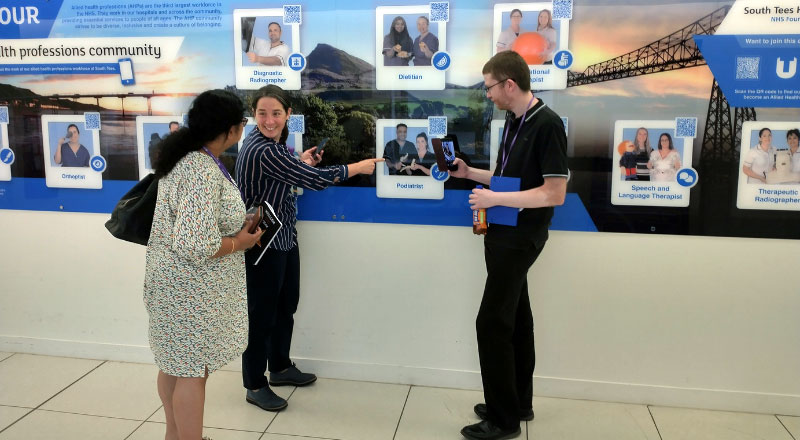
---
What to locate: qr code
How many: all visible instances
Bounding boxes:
[428,116,447,137]
[84,112,101,130]
[736,57,759,79]
[0,106,8,124]
[675,117,697,138]
[288,115,305,134]
[283,5,301,25]
[553,0,573,19]
[430,2,449,22]
[560,116,568,134]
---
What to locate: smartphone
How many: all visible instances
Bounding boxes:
[118,58,135,85]
[315,137,329,157]
[245,205,262,233]
[65,131,72,140]
[431,135,460,171]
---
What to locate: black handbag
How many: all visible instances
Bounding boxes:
[105,174,159,245]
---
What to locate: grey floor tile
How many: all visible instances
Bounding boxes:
[0,354,102,408]
[266,378,409,440]
[0,410,139,440]
[127,421,262,440]
[777,415,800,439]
[527,397,660,440]
[651,406,794,440]
[41,361,161,420]
[0,406,31,432]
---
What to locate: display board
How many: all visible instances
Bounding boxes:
[0,0,798,239]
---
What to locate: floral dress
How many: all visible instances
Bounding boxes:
[143,151,247,377]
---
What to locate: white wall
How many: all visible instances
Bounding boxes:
[1,209,798,416]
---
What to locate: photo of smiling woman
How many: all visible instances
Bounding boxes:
[398,131,437,176]
[54,124,90,167]
[648,132,681,182]
[235,85,382,412]
[382,16,414,66]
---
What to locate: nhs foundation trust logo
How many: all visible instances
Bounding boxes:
[0,1,65,39]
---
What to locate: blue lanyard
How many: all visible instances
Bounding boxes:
[202,146,236,187]
[500,96,536,175]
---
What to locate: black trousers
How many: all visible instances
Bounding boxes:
[242,246,300,390]
[477,240,545,430]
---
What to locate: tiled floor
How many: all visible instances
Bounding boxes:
[0,353,797,440]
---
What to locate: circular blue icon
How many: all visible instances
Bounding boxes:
[553,50,574,70]
[287,53,306,72]
[90,155,106,173]
[676,167,698,188]
[430,163,450,182]
[0,148,14,165]
[431,51,451,71]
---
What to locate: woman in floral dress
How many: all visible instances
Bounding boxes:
[144,89,262,440]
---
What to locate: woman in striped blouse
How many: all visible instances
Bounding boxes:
[235,85,382,412]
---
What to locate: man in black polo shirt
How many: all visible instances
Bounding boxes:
[383,123,416,175]
[450,50,569,440]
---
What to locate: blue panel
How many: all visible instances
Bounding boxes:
[695,34,800,108]
[0,1,64,39]
[0,63,119,75]
[0,179,596,232]
[0,178,130,214]
[296,187,597,231]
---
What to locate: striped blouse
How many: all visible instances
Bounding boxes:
[235,127,348,251]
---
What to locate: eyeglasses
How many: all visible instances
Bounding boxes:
[483,79,508,93]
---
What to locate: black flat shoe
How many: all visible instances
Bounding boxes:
[269,363,317,387]
[245,387,287,412]
[474,403,534,421]
[461,420,521,440]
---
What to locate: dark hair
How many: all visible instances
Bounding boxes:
[482,50,531,92]
[787,128,800,140]
[67,123,79,134]
[268,22,281,32]
[658,132,674,150]
[388,16,411,46]
[251,85,291,144]
[168,121,179,129]
[510,9,522,18]
[154,89,245,177]
[415,132,428,142]
[396,123,408,130]
[758,127,771,137]
[417,16,429,25]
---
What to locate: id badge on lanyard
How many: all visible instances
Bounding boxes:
[499,101,545,176]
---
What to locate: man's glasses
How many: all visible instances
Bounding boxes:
[483,78,508,93]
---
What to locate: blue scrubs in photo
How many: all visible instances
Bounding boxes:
[59,143,90,167]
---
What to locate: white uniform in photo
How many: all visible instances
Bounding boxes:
[790,150,800,173]
[251,37,290,66]
[496,28,519,52]
[743,146,775,183]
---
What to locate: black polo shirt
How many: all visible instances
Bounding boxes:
[487,98,569,247]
